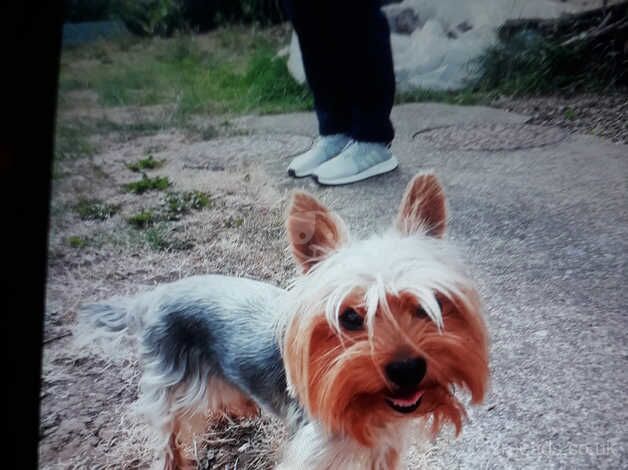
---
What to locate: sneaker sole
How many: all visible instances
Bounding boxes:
[287,168,313,178]
[314,156,399,186]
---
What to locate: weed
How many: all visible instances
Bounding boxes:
[239,51,312,113]
[161,191,212,219]
[563,107,576,120]
[471,31,620,95]
[126,155,165,172]
[127,191,211,228]
[145,225,194,251]
[67,235,88,248]
[144,226,169,249]
[396,88,486,106]
[127,210,156,228]
[75,198,119,220]
[123,175,170,194]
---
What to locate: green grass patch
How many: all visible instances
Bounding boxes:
[127,209,156,228]
[161,191,212,219]
[471,31,621,95]
[126,155,165,172]
[58,28,312,117]
[563,107,576,121]
[396,88,487,106]
[123,175,171,194]
[145,225,194,251]
[127,191,212,228]
[67,235,88,249]
[237,51,313,113]
[75,198,119,220]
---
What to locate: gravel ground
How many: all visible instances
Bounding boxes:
[491,92,628,145]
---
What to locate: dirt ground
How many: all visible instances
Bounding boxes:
[492,92,628,145]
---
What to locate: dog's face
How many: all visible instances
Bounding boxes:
[282,173,489,447]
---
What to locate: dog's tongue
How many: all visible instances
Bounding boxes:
[390,389,424,407]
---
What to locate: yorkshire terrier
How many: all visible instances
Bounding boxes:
[80,172,489,469]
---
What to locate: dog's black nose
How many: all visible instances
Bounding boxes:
[385,357,427,388]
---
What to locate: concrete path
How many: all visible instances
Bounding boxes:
[216,103,627,468]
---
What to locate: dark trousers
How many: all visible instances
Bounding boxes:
[282,0,396,144]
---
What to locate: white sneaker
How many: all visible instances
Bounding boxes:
[312,140,399,186]
[287,134,350,178]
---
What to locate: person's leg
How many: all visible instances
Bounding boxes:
[312,0,398,185]
[282,0,352,137]
[283,0,398,183]
[283,0,351,177]
[344,0,396,144]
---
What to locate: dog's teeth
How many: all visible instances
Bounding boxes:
[391,390,423,407]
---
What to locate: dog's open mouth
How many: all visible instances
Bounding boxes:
[385,389,424,414]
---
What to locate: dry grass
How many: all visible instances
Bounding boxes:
[198,417,287,469]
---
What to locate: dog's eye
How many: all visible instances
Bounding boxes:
[416,306,429,319]
[416,297,443,319]
[339,308,364,331]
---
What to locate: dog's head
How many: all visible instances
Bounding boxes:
[280,173,489,446]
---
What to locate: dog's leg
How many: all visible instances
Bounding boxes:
[137,367,211,470]
[205,376,260,422]
[143,377,255,469]
[160,378,260,469]
[135,309,221,470]
[163,409,209,470]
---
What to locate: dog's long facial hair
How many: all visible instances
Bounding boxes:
[282,173,489,455]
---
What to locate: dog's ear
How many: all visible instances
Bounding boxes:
[287,191,347,273]
[395,172,447,238]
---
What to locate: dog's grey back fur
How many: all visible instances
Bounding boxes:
[81,275,294,422]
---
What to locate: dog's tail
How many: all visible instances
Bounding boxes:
[75,289,154,355]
